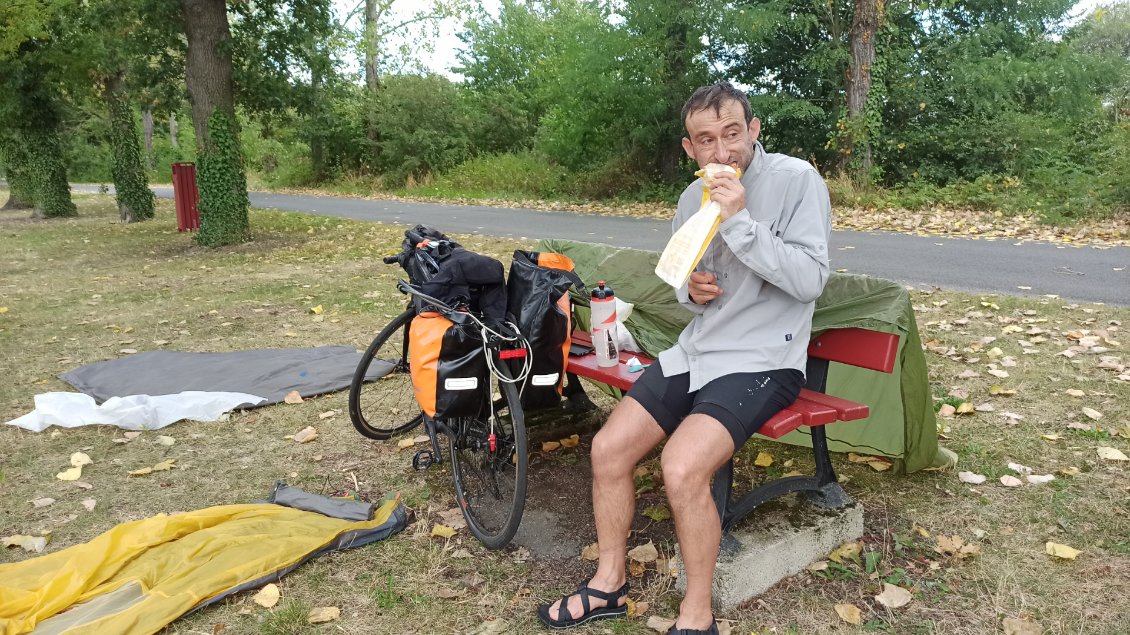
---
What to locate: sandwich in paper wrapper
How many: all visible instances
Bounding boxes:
[654,163,742,288]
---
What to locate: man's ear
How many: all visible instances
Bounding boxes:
[748,118,761,143]
[681,137,695,160]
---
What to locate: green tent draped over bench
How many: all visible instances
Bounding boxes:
[538,238,943,473]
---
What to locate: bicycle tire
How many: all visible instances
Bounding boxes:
[448,375,527,550]
[349,308,423,440]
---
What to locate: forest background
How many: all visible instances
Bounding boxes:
[2,0,1129,247]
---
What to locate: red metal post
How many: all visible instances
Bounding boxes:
[171,162,200,232]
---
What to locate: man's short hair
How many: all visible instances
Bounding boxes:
[681,82,753,132]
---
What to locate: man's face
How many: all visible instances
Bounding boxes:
[681,99,761,172]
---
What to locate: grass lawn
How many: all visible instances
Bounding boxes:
[1,194,1127,635]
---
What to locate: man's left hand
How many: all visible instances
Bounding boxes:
[709,170,745,220]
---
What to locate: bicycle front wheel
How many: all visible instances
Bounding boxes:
[448,376,527,550]
[349,308,423,440]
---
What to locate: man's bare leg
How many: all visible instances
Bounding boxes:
[660,414,735,631]
[545,396,667,620]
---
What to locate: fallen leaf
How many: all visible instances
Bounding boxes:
[542,441,561,452]
[81,499,96,511]
[128,466,153,477]
[1065,389,1085,397]
[834,603,862,625]
[627,541,659,563]
[629,560,646,577]
[642,504,671,521]
[1046,542,1082,560]
[283,391,304,404]
[867,458,893,471]
[318,410,336,419]
[958,471,987,484]
[1003,616,1042,635]
[875,582,913,609]
[1040,433,1064,441]
[396,438,414,449]
[628,599,649,618]
[1026,474,1055,484]
[437,507,467,530]
[581,542,600,561]
[31,497,56,508]
[152,459,176,472]
[1081,407,1103,420]
[806,560,829,572]
[828,541,861,564]
[431,523,457,539]
[412,435,429,444]
[1000,475,1023,487]
[1097,447,1129,461]
[124,431,141,440]
[754,451,773,467]
[70,452,92,467]
[1057,466,1081,476]
[56,467,83,481]
[306,606,339,624]
[990,386,1017,396]
[955,402,975,415]
[309,305,324,315]
[647,616,677,632]
[73,481,93,490]
[156,435,175,447]
[938,404,956,418]
[2,534,47,553]
[935,534,981,559]
[560,434,580,448]
[1007,462,1033,474]
[988,369,1010,379]
[252,583,280,608]
[292,426,318,444]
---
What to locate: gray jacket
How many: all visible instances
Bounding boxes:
[657,143,832,391]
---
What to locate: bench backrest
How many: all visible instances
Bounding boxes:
[808,327,899,373]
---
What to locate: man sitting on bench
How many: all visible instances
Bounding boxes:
[537,82,833,634]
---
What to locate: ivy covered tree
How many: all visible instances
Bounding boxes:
[179,0,250,246]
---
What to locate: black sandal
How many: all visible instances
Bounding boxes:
[667,618,720,634]
[536,581,629,629]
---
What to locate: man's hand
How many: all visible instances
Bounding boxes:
[708,169,745,220]
[688,271,722,305]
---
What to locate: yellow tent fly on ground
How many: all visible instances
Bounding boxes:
[0,497,405,635]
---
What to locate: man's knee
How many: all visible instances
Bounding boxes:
[660,451,712,499]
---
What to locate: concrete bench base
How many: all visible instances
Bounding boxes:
[674,497,864,611]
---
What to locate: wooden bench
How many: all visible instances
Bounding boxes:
[566,327,900,533]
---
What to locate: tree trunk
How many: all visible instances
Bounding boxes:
[142,106,155,167]
[0,135,35,210]
[104,71,156,223]
[180,0,250,246]
[169,113,179,148]
[310,58,325,181]
[25,129,76,218]
[658,16,690,182]
[842,0,883,178]
[364,0,382,93]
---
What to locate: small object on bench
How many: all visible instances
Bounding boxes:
[566,327,900,532]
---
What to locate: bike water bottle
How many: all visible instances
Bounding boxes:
[591,281,619,368]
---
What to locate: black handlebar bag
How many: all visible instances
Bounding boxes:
[506,251,585,409]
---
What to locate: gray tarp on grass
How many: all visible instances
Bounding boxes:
[59,346,390,406]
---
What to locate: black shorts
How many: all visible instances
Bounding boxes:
[626,365,804,450]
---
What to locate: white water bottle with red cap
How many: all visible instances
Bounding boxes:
[591,281,619,367]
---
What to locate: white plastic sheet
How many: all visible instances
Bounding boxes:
[5,391,267,432]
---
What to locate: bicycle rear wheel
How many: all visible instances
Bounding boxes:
[349,308,423,440]
[448,376,527,550]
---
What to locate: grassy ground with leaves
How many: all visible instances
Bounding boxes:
[1,193,1128,635]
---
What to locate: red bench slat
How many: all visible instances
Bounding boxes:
[796,388,870,421]
[809,328,899,373]
[757,409,804,439]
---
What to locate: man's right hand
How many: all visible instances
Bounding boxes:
[688,271,722,305]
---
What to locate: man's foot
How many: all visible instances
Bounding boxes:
[536,580,628,629]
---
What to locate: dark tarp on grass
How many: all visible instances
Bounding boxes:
[59,346,389,406]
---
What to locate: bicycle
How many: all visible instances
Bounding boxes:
[348,237,532,550]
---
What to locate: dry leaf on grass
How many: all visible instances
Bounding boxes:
[292,426,318,444]
[306,606,339,624]
[935,535,981,559]
[627,598,649,617]
[56,467,83,481]
[1046,542,1082,560]
[629,560,646,577]
[542,441,561,452]
[834,603,862,625]
[318,410,336,419]
[581,542,600,561]
[1000,475,1023,487]
[958,471,987,484]
[642,504,671,521]
[71,452,93,467]
[156,435,175,447]
[646,615,676,632]
[955,402,975,414]
[1002,617,1042,635]
[396,438,414,449]
[1065,389,1085,397]
[754,451,773,467]
[875,582,913,608]
[1058,466,1081,476]
[437,507,467,530]
[283,391,303,404]
[431,523,457,539]
[628,541,658,563]
[31,497,55,508]
[1097,447,1128,461]
[828,541,861,564]
[252,583,280,608]
[81,499,96,511]
[560,434,580,448]
[1081,407,1103,420]
[1026,474,1055,484]
[938,404,956,418]
[2,534,47,552]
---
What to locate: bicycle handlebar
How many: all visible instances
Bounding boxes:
[383,254,401,265]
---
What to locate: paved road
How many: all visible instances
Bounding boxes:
[75,184,1130,306]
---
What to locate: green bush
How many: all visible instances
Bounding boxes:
[425,150,568,199]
